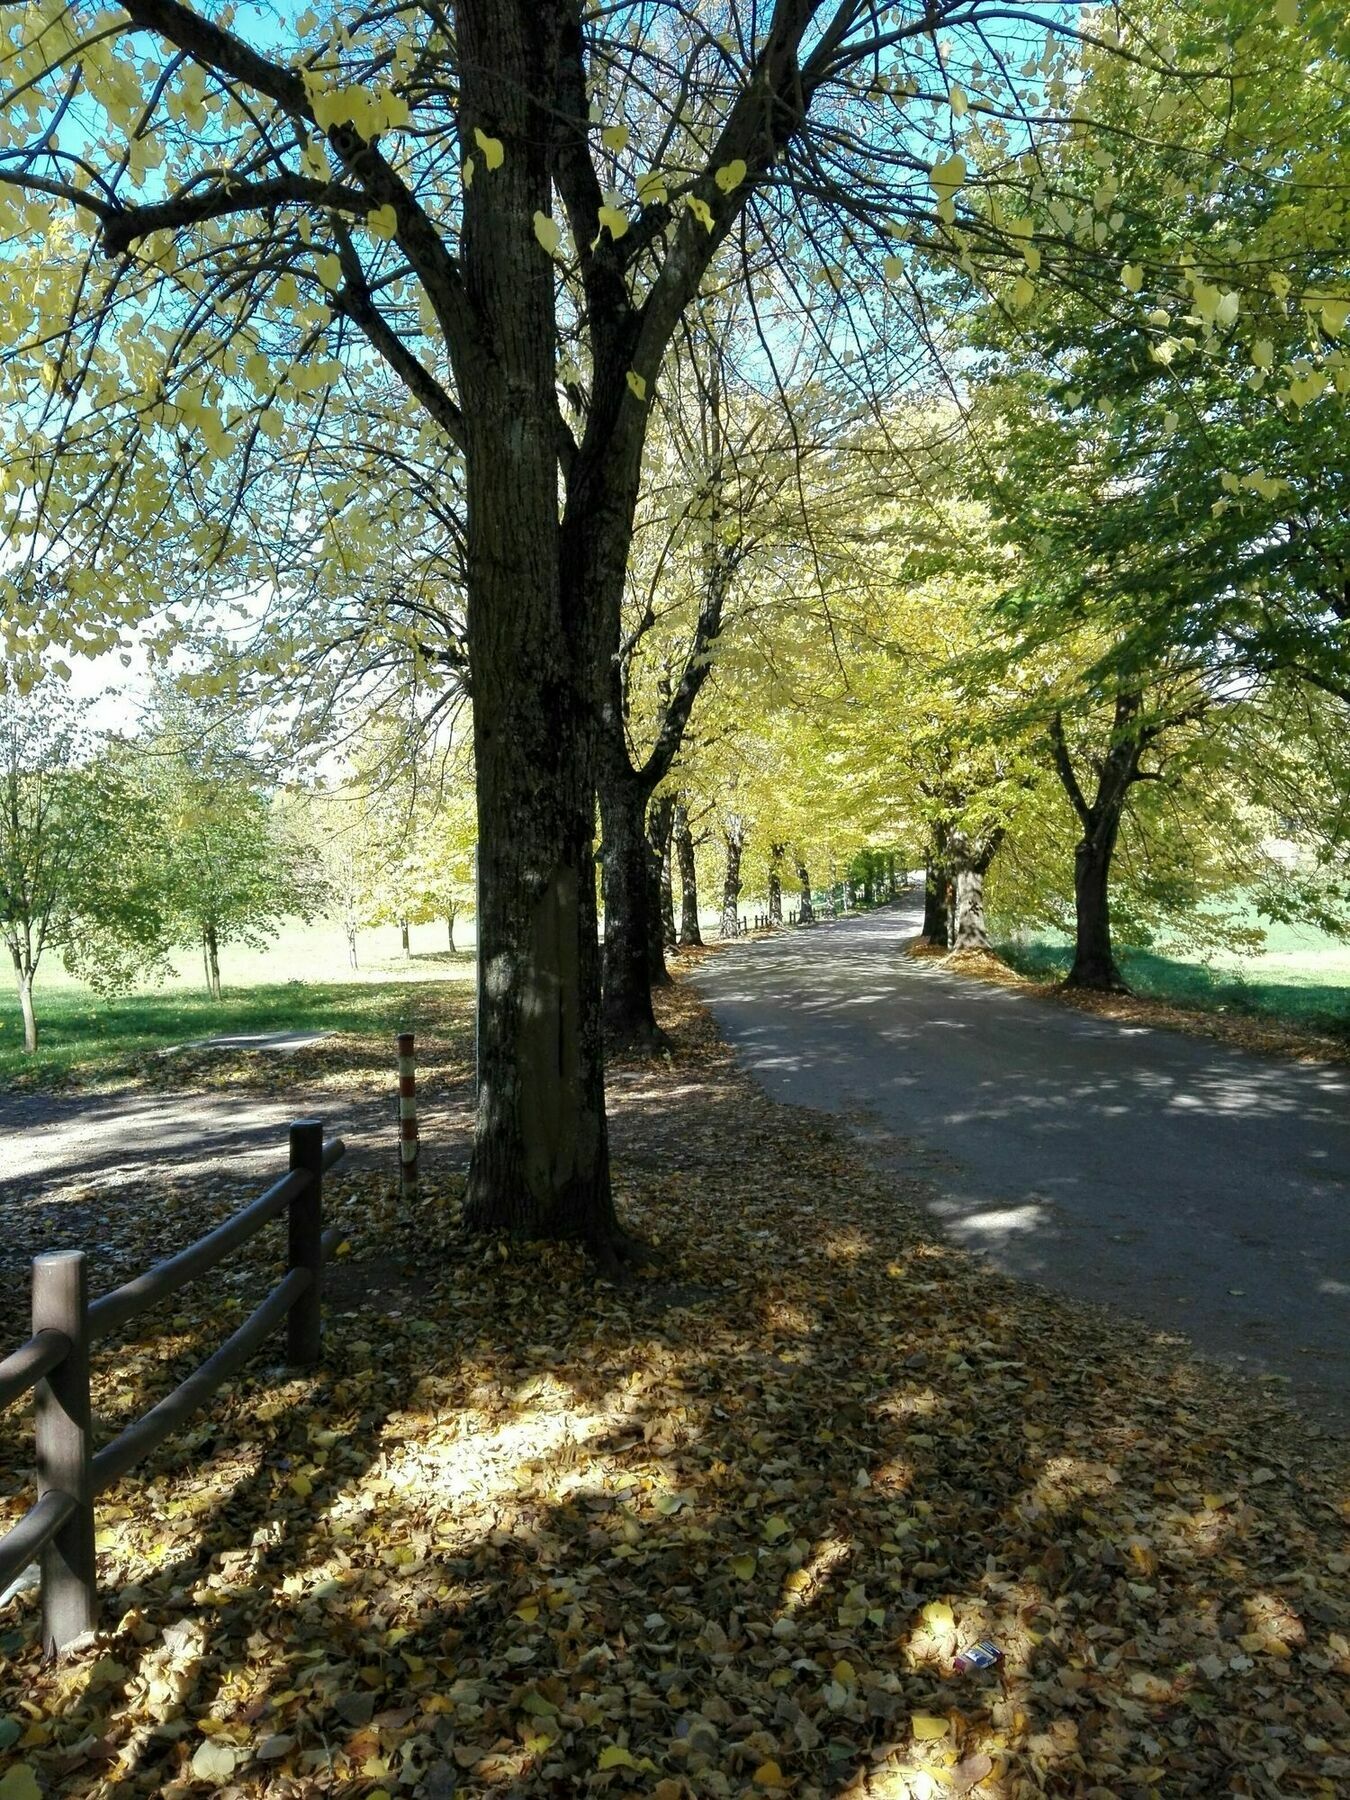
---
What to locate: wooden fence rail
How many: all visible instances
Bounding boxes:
[0,1118,345,1656]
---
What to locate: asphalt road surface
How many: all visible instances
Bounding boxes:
[691,901,1350,1431]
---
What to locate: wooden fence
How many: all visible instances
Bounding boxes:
[0,1119,345,1656]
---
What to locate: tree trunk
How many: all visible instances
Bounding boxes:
[720,817,745,939]
[674,801,703,947]
[598,763,663,1046]
[920,856,951,948]
[346,922,359,969]
[1067,839,1127,990]
[400,919,411,955]
[660,841,677,950]
[203,923,222,1000]
[647,791,677,977]
[12,950,37,1055]
[446,906,457,953]
[949,829,1004,952]
[1049,698,1142,995]
[457,0,614,1246]
[767,844,784,924]
[794,860,815,924]
[887,852,898,899]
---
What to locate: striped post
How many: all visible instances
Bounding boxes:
[396,1032,419,1202]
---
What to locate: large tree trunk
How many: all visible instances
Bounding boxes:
[674,801,703,946]
[794,859,815,924]
[660,841,677,951]
[457,0,614,1246]
[720,817,746,938]
[919,859,951,947]
[1067,840,1126,990]
[598,762,663,1046]
[949,829,1004,952]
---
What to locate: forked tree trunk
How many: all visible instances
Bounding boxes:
[795,859,815,924]
[720,817,745,938]
[1049,697,1144,995]
[457,0,614,1246]
[949,828,1004,952]
[674,801,702,946]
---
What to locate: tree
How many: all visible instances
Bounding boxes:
[2,1,1307,1254]
[0,679,166,1051]
[143,691,321,997]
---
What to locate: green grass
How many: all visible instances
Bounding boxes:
[0,918,477,1088]
[997,921,1350,1041]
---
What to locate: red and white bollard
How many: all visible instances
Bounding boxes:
[396,1030,419,1202]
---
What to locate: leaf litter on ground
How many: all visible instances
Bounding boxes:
[0,981,1346,1798]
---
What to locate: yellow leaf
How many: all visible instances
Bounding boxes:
[731,1554,756,1579]
[533,211,562,257]
[762,1514,791,1542]
[1010,275,1036,310]
[922,1601,954,1631]
[1274,0,1297,23]
[949,86,968,117]
[883,254,904,280]
[462,156,474,187]
[684,194,714,231]
[288,1473,312,1498]
[515,1601,539,1621]
[597,1744,639,1770]
[929,151,966,200]
[366,204,398,240]
[753,1761,786,1788]
[652,1484,679,1509]
[1121,261,1143,292]
[715,158,747,193]
[1321,300,1348,336]
[832,1659,857,1686]
[0,1769,41,1800]
[315,252,342,289]
[636,170,668,205]
[473,127,504,170]
[911,1712,950,1740]
[601,123,630,152]
[597,204,629,240]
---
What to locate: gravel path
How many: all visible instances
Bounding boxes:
[691,901,1350,1432]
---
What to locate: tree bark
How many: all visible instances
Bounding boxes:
[767,844,784,924]
[203,922,222,1000]
[919,853,951,948]
[598,762,664,1046]
[648,791,677,974]
[400,919,411,955]
[674,801,703,946]
[1048,697,1144,994]
[660,840,677,951]
[345,922,359,969]
[457,0,615,1246]
[446,906,457,952]
[12,950,37,1055]
[794,859,815,924]
[720,816,745,938]
[948,829,1004,952]
[887,852,898,900]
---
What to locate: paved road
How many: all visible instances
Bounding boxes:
[691,901,1350,1431]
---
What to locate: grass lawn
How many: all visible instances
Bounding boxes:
[997,912,1350,1043]
[0,916,478,1089]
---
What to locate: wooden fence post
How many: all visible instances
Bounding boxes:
[287,1120,324,1367]
[397,1031,419,1202]
[33,1250,95,1654]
